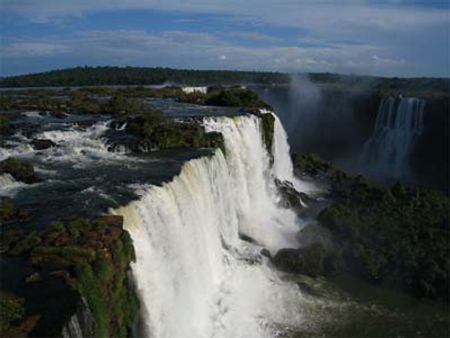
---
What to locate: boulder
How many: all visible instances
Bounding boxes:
[260,248,271,259]
[239,233,257,244]
[24,272,40,284]
[31,139,56,150]
[50,111,67,119]
[0,158,36,183]
[272,243,326,277]
[76,120,96,127]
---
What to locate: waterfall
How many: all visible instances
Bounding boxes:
[115,114,307,338]
[360,96,426,178]
[270,111,316,194]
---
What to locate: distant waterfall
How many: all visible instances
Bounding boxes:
[115,114,307,338]
[360,96,426,178]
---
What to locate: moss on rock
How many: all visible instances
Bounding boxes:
[0,158,36,183]
[1,215,138,337]
[260,112,275,155]
[0,292,24,335]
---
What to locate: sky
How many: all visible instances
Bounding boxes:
[1,1,449,77]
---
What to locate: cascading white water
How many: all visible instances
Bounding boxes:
[360,96,426,178]
[115,114,309,338]
[0,173,27,197]
[269,111,317,194]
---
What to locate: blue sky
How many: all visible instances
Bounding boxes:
[1,1,449,77]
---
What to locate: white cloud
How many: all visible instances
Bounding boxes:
[1,1,448,76]
[226,31,280,43]
[0,41,70,56]
[0,28,416,75]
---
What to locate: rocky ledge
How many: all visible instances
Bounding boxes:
[0,215,138,337]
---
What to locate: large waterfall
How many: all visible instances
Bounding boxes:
[360,96,426,178]
[115,114,309,338]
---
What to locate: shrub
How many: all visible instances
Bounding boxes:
[318,178,450,299]
[0,292,24,333]
[0,198,14,224]
[9,231,41,255]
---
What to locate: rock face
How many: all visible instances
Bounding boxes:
[60,297,94,338]
[1,215,138,337]
[275,179,311,211]
[31,139,56,150]
[272,243,326,277]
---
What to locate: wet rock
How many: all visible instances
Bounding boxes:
[76,120,96,127]
[0,158,36,183]
[60,297,94,338]
[24,272,40,284]
[260,248,271,259]
[50,270,76,287]
[239,233,257,244]
[272,243,326,277]
[275,179,309,211]
[0,228,25,253]
[50,111,68,119]
[31,139,56,150]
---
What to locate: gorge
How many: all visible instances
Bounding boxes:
[0,82,448,338]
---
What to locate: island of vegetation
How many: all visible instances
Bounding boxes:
[272,152,450,301]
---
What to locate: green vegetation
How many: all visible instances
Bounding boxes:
[319,181,450,300]
[0,292,24,334]
[0,198,30,226]
[0,93,67,112]
[0,115,13,136]
[179,87,271,111]
[8,231,41,256]
[110,96,224,151]
[308,72,450,98]
[0,66,288,87]
[0,198,14,224]
[260,113,275,154]
[292,152,350,182]
[0,158,36,183]
[293,151,450,300]
[1,216,138,337]
[273,243,327,278]
[1,66,447,99]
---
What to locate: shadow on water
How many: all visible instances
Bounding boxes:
[285,273,449,338]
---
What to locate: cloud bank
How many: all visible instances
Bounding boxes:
[1,1,448,76]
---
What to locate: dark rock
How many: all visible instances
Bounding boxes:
[239,233,257,244]
[31,139,56,150]
[275,179,310,211]
[260,248,271,259]
[24,272,40,284]
[76,120,96,127]
[0,228,25,253]
[60,297,94,338]
[0,158,36,183]
[50,111,68,119]
[50,270,76,287]
[272,243,326,277]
